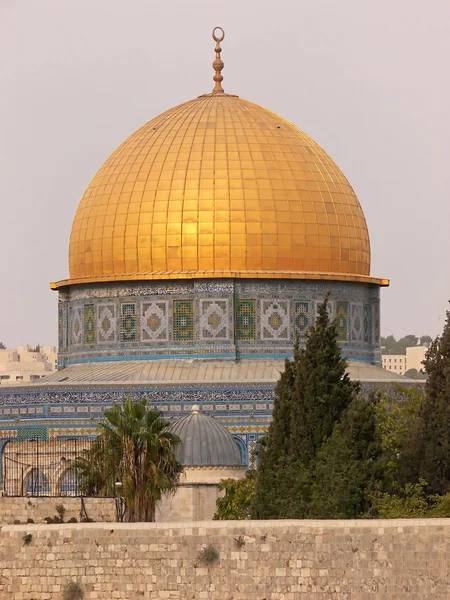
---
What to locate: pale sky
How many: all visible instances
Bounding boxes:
[1,0,449,347]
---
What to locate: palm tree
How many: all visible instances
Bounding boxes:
[75,397,183,522]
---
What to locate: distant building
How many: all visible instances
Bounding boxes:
[382,345,427,376]
[0,346,57,385]
[382,354,407,375]
[405,345,428,372]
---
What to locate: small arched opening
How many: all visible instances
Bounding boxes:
[232,436,248,466]
[24,468,51,495]
[58,468,79,496]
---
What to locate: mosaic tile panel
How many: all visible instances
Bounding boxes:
[294,301,310,338]
[17,426,47,441]
[84,304,95,345]
[59,279,382,361]
[0,430,17,438]
[173,300,194,341]
[363,304,371,343]
[372,301,380,346]
[336,301,349,342]
[141,301,169,342]
[261,300,289,341]
[247,436,258,469]
[97,304,116,344]
[71,306,83,346]
[120,303,138,342]
[49,427,99,438]
[58,306,64,351]
[200,299,229,340]
[68,307,72,347]
[351,303,363,342]
[235,299,256,340]
[65,307,69,350]
[315,299,335,322]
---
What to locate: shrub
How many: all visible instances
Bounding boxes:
[55,504,66,522]
[13,519,21,525]
[63,580,84,600]
[26,518,34,524]
[44,516,54,524]
[22,533,33,546]
[234,535,245,549]
[198,545,220,566]
[68,517,78,523]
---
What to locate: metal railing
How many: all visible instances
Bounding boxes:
[0,437,90,497]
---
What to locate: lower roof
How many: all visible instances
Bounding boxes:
[23,359,409,386]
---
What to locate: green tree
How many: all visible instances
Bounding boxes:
[372,479,450,518]
[250,354,296,518]
[374,385,423,490]
[399,334,419,349]
[252,295,359,519]
[403,315,450,495]
[75,437,114,496]
[381,334,419,355]
[381,335,396,353]
[214,470,257,520]
[420,335,433,347]
[309,393,385,518]
[0,342,5,349]
[75,397,183,521]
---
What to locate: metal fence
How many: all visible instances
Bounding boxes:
[1,437,91,497]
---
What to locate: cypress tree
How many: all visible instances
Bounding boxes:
[289,296,359,463]
[404,311,450,495]
[309,393,385,518]
[251,355,295,518]
[252,294,359,518]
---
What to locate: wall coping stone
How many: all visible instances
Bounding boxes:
[2,517,449,533]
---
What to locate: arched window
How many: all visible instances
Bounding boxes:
[59,468,79,495]
[232,436,247,466]
[25,469,50,495]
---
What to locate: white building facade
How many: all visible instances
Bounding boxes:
[0,346,57,385]
[382,345,427,376]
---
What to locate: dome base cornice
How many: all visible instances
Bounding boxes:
[51,270,388,290]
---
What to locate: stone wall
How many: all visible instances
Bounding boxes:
[0,496,116,524]
[156,483,220,522]
[0,519,448,599]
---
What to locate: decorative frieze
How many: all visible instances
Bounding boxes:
[57,279,381,362]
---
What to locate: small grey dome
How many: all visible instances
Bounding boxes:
[171,406,241,466]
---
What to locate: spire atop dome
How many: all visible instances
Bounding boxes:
[212,27,225,93]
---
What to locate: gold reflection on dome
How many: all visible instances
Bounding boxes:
[54,93,386,289]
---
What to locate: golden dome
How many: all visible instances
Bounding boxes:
[52,88,387,288]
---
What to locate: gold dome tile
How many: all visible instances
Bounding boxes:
[52,93,388,289]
